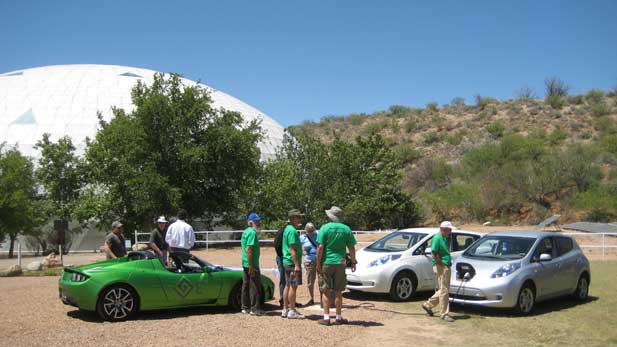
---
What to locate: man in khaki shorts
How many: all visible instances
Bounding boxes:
[316,206,357,326]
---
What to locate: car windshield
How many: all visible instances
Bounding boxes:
[464,235,536,260]
[366,232,428,252]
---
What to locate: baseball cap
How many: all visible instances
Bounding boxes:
[247,212,261,222]
[440,221,455,229]
[111,221,123,228]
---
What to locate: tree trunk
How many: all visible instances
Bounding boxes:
[8,234,16,259]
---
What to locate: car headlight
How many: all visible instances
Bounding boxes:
[490,262,521,278]
[368,254,401,267]
[70,272,89,282]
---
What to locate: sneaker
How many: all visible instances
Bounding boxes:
[286,310,305,319]
[241,309,249,314]
[250,310,265,316]
[421,303,434,317]
[305,299,315,307]
[281,308,288,318]
[440,315,455,323]
[317,319,331,326]
[333,318,348,325]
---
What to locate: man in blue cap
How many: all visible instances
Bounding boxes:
[241,212,264,315]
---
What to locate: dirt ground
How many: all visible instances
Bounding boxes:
[1,226,615,347]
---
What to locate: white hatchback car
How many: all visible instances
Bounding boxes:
[346,228,482,301]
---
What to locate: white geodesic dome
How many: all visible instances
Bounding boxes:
[0,64,284,161]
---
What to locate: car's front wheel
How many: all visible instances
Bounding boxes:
[514,283,535,315]
[573,274,589,301]
[96,284,139,322]
[389,272,416,301]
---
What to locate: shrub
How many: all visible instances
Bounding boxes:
[486,121,505,139]
[593,117,617,134]
[366,120,388,135]
[390,119,401,134]
[426,102,439,113]
[546,95,565,109]
[591,102,610,117]
[544,76,569,98]
[574,188,617,222]
[451,97,466,108]
[423,131,440,144]
[404,119,417,133]
[348,113,367,126]
[548,127,568,145]
[445,131,465,145]
[393,144,422,164]
[516,85,537,101]
[569,95,585,105]
[586,89,605,104]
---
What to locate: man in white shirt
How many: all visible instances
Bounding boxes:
[165,209,195,254]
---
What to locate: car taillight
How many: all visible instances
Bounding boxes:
[70,272,89,282]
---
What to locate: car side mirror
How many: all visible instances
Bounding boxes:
[424,247,432,256]
[539,253,552,262]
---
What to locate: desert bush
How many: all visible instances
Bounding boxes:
[390,119,401,134]
[423,131,440,145]
[586,89,605,104]
[516,85,537,101]
[547,95,565,109]
[406,158,453,192]
[574,187,617,222]
[348,113,368,126]
[545,76,569,98]
[446,131,465,145]
[404,119,417,133]
[548,127,568,145]
[569,95,585,105]
[426,102,439,114]
[593,116,617,134]
[366,120,388,135]
[486,121,505,139]
[393,144,422,165]
[591,102,610,117]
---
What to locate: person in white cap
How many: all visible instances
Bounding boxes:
[422,221,455,322]
[149,216,169,265]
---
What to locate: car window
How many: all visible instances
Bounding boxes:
[366,232,427,252]
[555,237,573,257]
[464,236,536,260]
[452,233,479,252]
[533,237,554,260]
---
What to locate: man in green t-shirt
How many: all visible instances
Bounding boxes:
[281,209,305,319]
[316,206,357,326]
[422,221,455,322]
[240,212,263,315]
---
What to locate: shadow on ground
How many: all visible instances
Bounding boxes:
[451,295,599,317]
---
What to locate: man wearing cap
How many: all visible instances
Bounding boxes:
[165,209,195,254]
[316,206,357,326]
[422,221,455,322]
[241,213,264,316]
[149,216,169,265]
[103,221,127,259]
[282,209,305,319]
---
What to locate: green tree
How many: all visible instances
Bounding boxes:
[0,144,44,258]
[35,134,85,236]
[83,73,263,234]
[254,132,419,230]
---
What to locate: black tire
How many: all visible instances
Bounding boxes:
[514,283,535,315]
[572,274,589,301]
[389,272,417,302]
[229,282,242,311]
[96,284,139,322]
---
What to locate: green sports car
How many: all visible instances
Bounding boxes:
[59,251,274,321]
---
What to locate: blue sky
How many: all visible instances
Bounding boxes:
[1,1,616,127]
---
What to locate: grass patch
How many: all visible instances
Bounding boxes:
[23,267,64,277]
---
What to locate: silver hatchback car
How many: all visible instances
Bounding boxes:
[450,231,590,314]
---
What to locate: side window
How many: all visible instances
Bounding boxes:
[414,237,433,255]
[555,237,573,257]
[533,237,554,260]
[453,233,478,252]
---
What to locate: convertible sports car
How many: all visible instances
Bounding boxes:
[59,251,274,321]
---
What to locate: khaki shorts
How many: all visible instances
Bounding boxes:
[304,261,317,286]
[319,263,346,292]
[283,264,303,286]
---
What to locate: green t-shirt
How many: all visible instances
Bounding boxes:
[316,222,357,265]
[241,227,260,268]
[282,224,302,266]
[431,233,451,267]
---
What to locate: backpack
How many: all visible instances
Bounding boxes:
[273,223,290,257]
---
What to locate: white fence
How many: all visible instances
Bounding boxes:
[134,229,617,260]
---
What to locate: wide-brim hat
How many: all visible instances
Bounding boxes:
[156,216,168,223]
[288,209,304,218]
[325,206,343,222]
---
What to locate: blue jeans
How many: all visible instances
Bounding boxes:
[276,255,286,303]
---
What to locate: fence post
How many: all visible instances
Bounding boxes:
[602,233,605,262]
[135,232,138,246]
[17,242,21,267]
[206,231,209,252]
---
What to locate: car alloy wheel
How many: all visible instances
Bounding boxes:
[576,276,589,301]
[389,272,416,301]
[97,285,137,321]
[517,286,535,314]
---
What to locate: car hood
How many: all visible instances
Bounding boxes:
[356,248,406,266]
